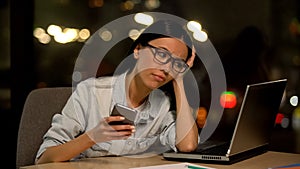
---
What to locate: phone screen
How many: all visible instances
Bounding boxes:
[109,104,137,125]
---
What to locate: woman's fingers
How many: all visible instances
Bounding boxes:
[87,116,135,143]
[106,116,125,124]
[104,125,135,140]
[109,124,135,133]
[103,116,135,137]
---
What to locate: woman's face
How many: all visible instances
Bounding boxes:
[133,37,188,90]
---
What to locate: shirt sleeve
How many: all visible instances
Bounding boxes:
[159,110,177,152]
[35,79,92,160]
[158,109,201,153]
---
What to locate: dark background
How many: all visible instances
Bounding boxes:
[2,0,300,168]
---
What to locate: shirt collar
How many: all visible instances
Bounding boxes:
[112,71,171,118]
[112,71,128,107]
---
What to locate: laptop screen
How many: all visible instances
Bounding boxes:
[228,79,287,156]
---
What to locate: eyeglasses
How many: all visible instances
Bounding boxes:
[146,44,189,73]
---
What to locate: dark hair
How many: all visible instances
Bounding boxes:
[115,19,193,74]
[129,20,193,58]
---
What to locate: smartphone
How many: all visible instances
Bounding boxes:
[109,103,137,125]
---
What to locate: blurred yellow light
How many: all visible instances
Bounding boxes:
[193,30,208,42]
[78,29,90,40]
[47,24,62,36]
[134,13,153,26]
[124,0,134,10]
[35,25,90,44]
[294,107,300,118]
[187,21,202,32]
[144,0,160,10]
[63,28,78,42]
[128,29,140,40]
[33,27,45,38]
[99,29,112,41]
[38,33,51,44]
[292,106,300,130]
[54,32,69,44]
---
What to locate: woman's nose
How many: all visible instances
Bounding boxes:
[161,61,172,74]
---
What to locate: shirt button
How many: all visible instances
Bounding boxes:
[139,142,147,149]
[140,112,149,120]
[127,141,132,145]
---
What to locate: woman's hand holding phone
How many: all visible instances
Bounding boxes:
[86,116,135,144]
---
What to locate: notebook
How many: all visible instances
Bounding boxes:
[163,79,287,164]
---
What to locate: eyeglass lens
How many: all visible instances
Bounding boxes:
[148,46,188,73]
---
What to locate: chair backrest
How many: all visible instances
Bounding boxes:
[16,87,72,169]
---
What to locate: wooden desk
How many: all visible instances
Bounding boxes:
[20,151,300,169]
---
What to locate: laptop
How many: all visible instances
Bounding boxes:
[163,79,287,164]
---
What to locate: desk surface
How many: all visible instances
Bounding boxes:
[21,151,300,169]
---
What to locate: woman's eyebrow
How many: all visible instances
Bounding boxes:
[156,46,170,52]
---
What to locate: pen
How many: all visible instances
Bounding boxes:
[185,165,208,169]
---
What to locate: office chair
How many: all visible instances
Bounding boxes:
[16,87,72,169]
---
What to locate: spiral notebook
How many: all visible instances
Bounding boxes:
[163,79,287,164]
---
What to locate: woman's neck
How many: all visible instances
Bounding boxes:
[126,72,151,108]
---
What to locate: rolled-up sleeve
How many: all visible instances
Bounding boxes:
[35,80,91,160]
[159,110,177,152]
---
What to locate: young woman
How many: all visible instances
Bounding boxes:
[35,19,199,164]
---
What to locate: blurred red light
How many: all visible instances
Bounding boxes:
[220,91,237,108]
[275,113,284,124]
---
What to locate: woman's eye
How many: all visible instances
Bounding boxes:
[157,51,168,59]
[174,62,184,68]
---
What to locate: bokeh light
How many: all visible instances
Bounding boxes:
[220,91,237,108]
[134,13,154,26]
[290,95,299,107]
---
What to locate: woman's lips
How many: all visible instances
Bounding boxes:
[152,73,166,82]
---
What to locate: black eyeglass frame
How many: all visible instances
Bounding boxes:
[145,43,189,73]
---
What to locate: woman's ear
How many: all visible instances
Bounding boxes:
[133,44,142,59]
